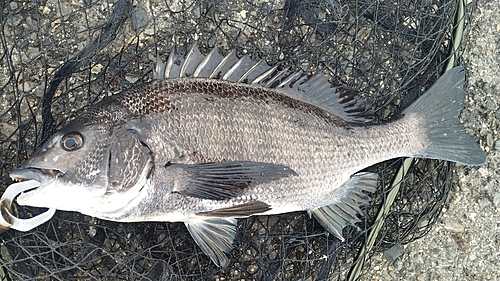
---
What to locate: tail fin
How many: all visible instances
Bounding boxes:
[403,67,485,166]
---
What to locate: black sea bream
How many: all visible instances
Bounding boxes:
[4,44,485,267]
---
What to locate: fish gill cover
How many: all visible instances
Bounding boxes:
[0,0,468,280]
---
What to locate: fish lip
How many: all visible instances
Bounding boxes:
[10,167,63,183]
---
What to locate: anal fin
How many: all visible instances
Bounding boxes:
[312,172,378,241]
[185,217,237,268]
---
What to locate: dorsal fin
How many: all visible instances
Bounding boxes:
[180,43,205,77]
[154,44,373,123]
[193,47,224,78]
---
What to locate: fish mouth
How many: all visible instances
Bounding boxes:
[10,167,63,183]
[7,167,63,206]
[1,171,59,231]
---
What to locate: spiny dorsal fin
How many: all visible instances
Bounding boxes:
[180,43,205,77]
[194,47,224,78]
[154,44,373,123]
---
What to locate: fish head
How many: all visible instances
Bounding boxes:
[9,119,154,217]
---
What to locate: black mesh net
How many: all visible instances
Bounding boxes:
[0,0,466,280]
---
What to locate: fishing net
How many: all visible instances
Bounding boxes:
[0,0,468,280]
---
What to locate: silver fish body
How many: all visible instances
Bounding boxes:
[7,45,485,267]
[85,78,423,218]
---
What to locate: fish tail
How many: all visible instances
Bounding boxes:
[403,67,485,165]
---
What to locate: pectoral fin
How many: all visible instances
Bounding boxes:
[184,217,237,268]
[312,172,378,241]
[167,161,297,200]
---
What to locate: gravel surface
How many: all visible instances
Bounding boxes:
[361,1,500,280]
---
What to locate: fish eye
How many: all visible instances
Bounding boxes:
[61,132,84,151]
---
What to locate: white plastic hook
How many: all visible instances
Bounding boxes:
[0,180,56,231]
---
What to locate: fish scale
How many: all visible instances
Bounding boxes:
[131,80,419,210]
[3,45,485,268]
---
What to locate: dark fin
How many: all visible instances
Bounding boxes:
[403,67,485,166]
[208,49,239,79]
[153,55,166,80]
[196,201,271,217]
[154,44,373,123]
[193,47,224,78]
[184,217,237,268]
[168,161,297,200]
[222,55,258,82]
[179,43,206,77]
[312,172,378,241]
[237,58,271,83]
[163,45,184,78]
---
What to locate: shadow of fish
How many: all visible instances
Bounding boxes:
[8,44,485,267]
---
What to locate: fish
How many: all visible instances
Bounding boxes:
[5,44,485,267]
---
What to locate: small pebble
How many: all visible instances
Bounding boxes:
[494,140,500,150]
[247,264,258,274]
[131,7,149,30]
[492,192,500,207]
[383,244,405,261]
[239,10,247,19]
[42,6,51,15]
[125,76,139,84]
[482,75,492,83]
[477,198,491,210]
[443,220,465,233]
[91,64,103,74]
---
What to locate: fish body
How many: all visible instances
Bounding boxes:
[8,45,485,267]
